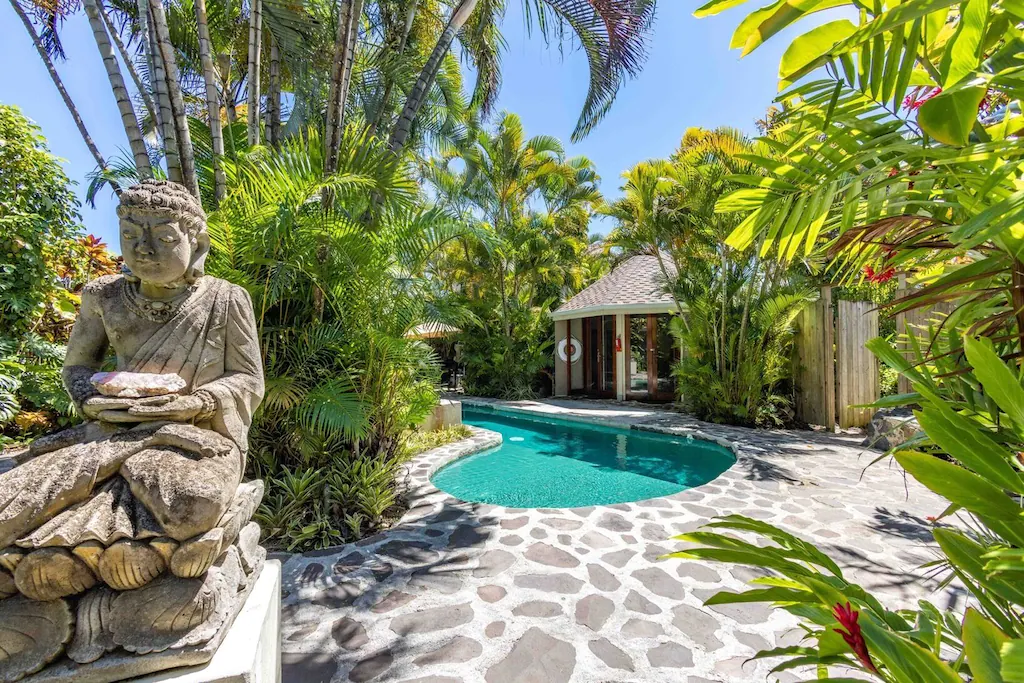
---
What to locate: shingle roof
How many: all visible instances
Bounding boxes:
[552,254,677,319]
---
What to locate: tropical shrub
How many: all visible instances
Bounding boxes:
[675,337,1024,680]
[207,126,475,550]
[425,113,603,399]
[671,0,1024,676]
[607,131,812,426]
[460,302,555,399]
[403,424,473,457]
[0,105,118,441]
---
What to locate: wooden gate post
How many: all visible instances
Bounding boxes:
[836,299,880,428]
[793,286,835,429]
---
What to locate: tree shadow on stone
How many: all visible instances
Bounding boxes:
[821,543,966,610]
[868,507,936,542]
[278,499,500,682]
[738,457,801,484]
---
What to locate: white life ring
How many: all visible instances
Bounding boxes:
[557,337,582,363]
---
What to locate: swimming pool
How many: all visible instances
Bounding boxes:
[430,407,735,508]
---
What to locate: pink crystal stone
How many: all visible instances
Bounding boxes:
[90,372,187,397]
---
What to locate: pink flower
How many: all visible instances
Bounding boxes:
[833,602,878,673]
[903,87,942,111]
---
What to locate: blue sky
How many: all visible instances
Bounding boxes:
[0,1,810,249]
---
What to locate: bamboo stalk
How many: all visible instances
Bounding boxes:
[150,0,199,198]
[98,1,158,126]
[195,0,226,203]
[82,0,152,177]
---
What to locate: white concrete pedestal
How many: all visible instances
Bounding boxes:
[420,399,462,431]
[136,560,282,683]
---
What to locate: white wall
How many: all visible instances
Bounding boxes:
[554,319,568,396]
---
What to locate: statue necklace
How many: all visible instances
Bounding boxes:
[122,277,200,323]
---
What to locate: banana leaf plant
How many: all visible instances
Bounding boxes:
[670,335,1024,681]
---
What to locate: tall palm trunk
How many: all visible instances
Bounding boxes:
[195,0,226,203]
[136,0,155,89]
[148,9,179,180]
[387,0,478,154]
[150,0,200,199]
[99,2,158,126]
[324,0,364,173]
[368,0,418,137]
[265,36,281,146]
[9,0,109,175]
[218,54,237,123]
[82,0,152,177]
[246,0,262,146]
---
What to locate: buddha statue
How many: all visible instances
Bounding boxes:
[0,180,267,682]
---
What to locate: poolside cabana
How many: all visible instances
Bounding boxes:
[405,322,461,339]
[550,254,680,402]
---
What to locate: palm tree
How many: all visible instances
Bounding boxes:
[265,35,281,146]
[324,0,365,173]
[149,0,199,198]
[8,0,108,175]
[98,1,158,125]
[245,0,262,146]
[387,0,658,154]
[194,0,227,203]
[386,0,478,153]
[81,0,153,177]
[607,128,811,425]
[604,160,685,313]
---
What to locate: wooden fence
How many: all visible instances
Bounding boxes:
[793,287,880,429]
[893,279,955,394]
[793,288,834,428]
[836,300,879,428]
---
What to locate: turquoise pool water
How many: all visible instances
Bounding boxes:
[430,407,736,508]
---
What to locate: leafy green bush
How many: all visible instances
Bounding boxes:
[671,0,1024,675]
[461,304,554,400]
[403,424,473,457]
[0,105,117,442]
[207,127,475,551]
[675,337,1024,679]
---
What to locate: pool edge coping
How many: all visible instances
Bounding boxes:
[460,396,745,461]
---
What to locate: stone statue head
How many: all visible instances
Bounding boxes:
[116,180,209,287]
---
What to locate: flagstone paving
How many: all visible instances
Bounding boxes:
[277,398,963,683]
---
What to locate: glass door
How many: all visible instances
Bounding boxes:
[584,318,599,394]
[582,316,615,398]
[651,314,677,400]
[628,315,649,398]
[601,315,615,395]
[627,314,677,401]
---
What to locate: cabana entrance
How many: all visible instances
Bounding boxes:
[626,313,676,401]
[551,255,679,403]
[582,315,615,398]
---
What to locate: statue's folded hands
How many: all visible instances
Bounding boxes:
[80,395,173,421]
[125,393,209,421]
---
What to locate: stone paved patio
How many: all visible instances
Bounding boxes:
[276,398,963,683]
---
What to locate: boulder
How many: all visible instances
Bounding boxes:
[863,408,920,451]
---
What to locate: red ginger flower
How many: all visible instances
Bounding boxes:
[903,87,942,111]
[863,265,896,284]
[833,602,878,673]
